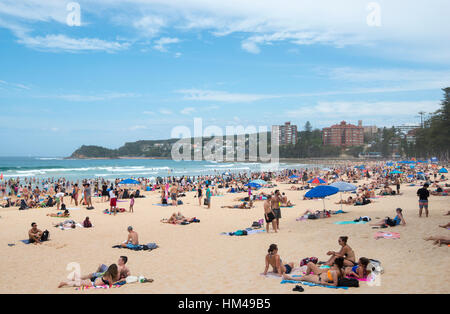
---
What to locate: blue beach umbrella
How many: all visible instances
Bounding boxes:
[119,179,140,185]
[330,182,357,211]
[304,185,339,210]
[250,179,267,185]
[390,170,403,174]
[245,182,262,189]
[289,175,299,179]
[439,168,448,173]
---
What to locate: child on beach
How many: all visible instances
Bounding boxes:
[129,195,134,213]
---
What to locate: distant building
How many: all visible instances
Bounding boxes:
[406,129,417,144]
[323,121,364,147]
[272,122,298,145]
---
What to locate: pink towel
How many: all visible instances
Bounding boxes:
[374,231,400,239]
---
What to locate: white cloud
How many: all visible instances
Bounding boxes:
[17,34,130,53]
[287,100,440,119]
[37,92,140,102]
[153,37,180,52]
[0,79,31,90]
[132,15,166,38]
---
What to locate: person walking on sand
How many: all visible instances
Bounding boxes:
[264,195,277,233]
[417,183,430,217]
[197,183,203,206]
[205,184,212,209]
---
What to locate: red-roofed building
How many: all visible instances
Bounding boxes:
[323,121,364,147]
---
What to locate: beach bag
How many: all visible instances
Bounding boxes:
[41,230,49,242]
[300,257,318,267]
[204,198,209,205]
[177,200,183,205]
[338,278,359,287]
[252,221,261,228]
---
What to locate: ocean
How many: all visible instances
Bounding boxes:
[0,157,318,181]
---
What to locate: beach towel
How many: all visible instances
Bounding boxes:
[59,223,89,230]
[334,221,367,225]
[153,204,172,206]
[221,229,265,236]
[21,240,31,244]
[374,232,400,240]
[281,205,295,208]
[280,276,348,290]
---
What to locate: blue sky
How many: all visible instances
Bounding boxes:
[0,0,449,156]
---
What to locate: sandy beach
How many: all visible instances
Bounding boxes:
[0,178,448,294]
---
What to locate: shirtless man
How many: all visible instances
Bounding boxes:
[170,184,178,206]
[264,195,277,233]
[78,256,131,282]
[28,223,49,245]
[271,190,282,230]
[121,226,139,249]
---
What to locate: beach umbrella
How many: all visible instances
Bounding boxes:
[330,182,357,211]
[250,179,267,185]
[390,170,403,174]
[386,162,394,166]
[438,168,448,173]
[304,185,339,210]
[245,182,261,189]
[289,175,299,179]
[354,165,365,169]
[119,179,140,185]
[307,177,327,185]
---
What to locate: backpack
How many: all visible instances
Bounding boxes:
[41,230,50,242]
[338,277,359,287]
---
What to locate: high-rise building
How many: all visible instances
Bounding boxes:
[323,121,364,147]
[272,122,298,145]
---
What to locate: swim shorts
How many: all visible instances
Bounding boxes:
[272,208,281,219]
[265,212,275,223]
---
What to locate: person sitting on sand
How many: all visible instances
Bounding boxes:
[28,222,49,244]
[325,236,356,267]
[424,236,450,246]
[283,257,345,287]
[344,257,371,279]
[58,264,120,288]
[47,209,69,218]
[121,226,139,249]
[335,196,355,205]
[263,244,294,276]
[369,208,406,228]
[83,216,92,228]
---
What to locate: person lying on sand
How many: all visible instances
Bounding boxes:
[344,257,371,279]
[58,264,121,288]
[74,256,130,284]
[53,219,76,229]
[263,244,294,276]
[439,222,450,229]
[325,236,356,267]
[120,226,139,249]
[370,208,406,228]
[424,236,450,246]
[162,212,199,224]
[283,257,345,287]
[300,209,330,220]
[222,201,254,209]
[47,209,70,218]
[335,196,355,205]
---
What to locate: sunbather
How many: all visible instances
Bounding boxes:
[369,208,405,227]
[263,244,294,276]
[424,236,450,246]
[325,236,356,267]
[47,209,70,218]
[283,257,345,287]
[344,257,370,279]
[58,264,120,288]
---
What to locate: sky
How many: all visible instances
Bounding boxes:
[0,0,449,156]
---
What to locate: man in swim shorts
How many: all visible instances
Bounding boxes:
[121,226,139,249]
[271,190,282,230]
[264,195,277,233]
[417,183,430,217]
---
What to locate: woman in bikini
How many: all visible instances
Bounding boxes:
[263,244,294,276]
[344,257,370,279]
[58,264,119,288]
[283,257,345,286]
[325,236,356,267]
